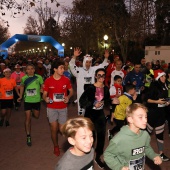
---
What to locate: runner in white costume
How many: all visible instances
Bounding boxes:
[69,47,109,115]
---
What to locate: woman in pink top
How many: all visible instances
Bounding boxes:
[11,64,25,110]
[79,68,112,169]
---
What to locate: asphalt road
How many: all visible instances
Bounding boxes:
[0,100,170,170]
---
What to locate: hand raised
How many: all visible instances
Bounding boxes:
[73,47,82,57]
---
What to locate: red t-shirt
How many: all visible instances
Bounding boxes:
[43,75,72,109]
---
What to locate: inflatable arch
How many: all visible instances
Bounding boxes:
[0,34,64,59]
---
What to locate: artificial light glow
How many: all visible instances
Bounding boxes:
[103,35,108,41]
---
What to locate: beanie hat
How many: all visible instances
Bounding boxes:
[154,69,166,81]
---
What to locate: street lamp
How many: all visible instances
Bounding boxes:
[70,47,73,56]
[44,46,47,56]
[103,35,108,49]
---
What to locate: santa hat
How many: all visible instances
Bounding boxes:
[3,68,11,73]
[154,69,166,81]
[83,54,93,69]
[15,64,22,69]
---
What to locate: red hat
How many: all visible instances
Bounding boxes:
[154,69,166,81]
[15,64,22,69]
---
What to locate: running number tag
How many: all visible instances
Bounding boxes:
[84,77,92,84]
[53,93,64,102]
[6,90,13,97]
[129,155,145,170]
[26,89,37,96]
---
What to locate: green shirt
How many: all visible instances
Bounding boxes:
[21,74,43,103]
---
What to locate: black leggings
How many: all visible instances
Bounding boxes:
[147,107,166,152]
[85,109,106,157]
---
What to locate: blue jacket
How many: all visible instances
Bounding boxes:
[123,70,144,89]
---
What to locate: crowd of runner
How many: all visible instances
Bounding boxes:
[0,49,170,169]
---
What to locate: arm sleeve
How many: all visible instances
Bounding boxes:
[123,73,130,86]
[104,140,128,170]
[69,58,78,77]
[79,86,93,108]
[145,132,159,160]
[105,64,112,87]
[110,86,116,99]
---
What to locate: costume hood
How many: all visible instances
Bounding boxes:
[83,54,93,70]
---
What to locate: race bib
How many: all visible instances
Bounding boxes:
[6,90,13,97]
[53,93,64,102]
[84,77,92,84]
[26,89,37,96]
[129,155,145,170]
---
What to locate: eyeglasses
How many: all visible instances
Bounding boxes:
[97,74,105,78]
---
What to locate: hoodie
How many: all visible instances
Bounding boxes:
[104,125,158,170]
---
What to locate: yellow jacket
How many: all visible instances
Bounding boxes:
[114,94,133,120]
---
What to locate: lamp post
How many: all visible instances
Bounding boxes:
[103,35,108,49]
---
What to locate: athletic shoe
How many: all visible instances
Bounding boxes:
[5,121,10,127]
[54,146,60,156]
[0,119,4,127]
[94,157,105,169]
[160,153,170,162]
[108,129,113,141]
[27,136,32,147]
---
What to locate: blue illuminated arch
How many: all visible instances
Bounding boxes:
[0,34,64,59]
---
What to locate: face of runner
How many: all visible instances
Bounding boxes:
[115,60,122,71]
[4,70,11,78]
[85,60,92,70]
[96,70,105,83]
[26,65,35,76]
[54,65,65,76]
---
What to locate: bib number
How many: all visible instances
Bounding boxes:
[53,93,64,102]
[26,89,37,96]
[129,155,145,170]
[6,90,13,97]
